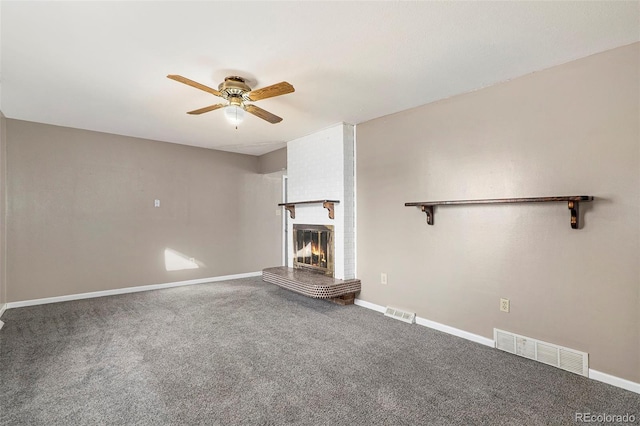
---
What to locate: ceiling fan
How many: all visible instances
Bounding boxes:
[167,74,294,126]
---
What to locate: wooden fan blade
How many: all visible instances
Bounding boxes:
[245,104,283,124]
[167,74,223,97]
[247,82,294,101]
[187,104,225,115]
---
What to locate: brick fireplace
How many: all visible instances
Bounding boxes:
[262,123,359,304]
[286,123,355,280]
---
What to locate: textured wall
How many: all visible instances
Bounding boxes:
[258,148,287,174]
[356,43,639,382]
[6,120,282,302]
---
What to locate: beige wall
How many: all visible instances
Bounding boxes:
[6,120,282,302]
[0,112,6,309]
[356,43,639,382]
[258,147,287,174]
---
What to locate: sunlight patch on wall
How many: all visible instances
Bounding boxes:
[164,248,201,271]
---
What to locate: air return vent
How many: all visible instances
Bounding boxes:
[384,307,416,324]
[494,329,588,377]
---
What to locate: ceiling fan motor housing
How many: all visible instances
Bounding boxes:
[218,76,251,102]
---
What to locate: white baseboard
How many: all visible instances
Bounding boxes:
[353,297,639,395]
[354,298,386,313]
[5,272,262,309]
[415,316,495,347]
[0,302,6,319]
[354,298,493,347]
[589,369,640,394]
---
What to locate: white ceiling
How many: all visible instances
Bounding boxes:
[1,1,638,156]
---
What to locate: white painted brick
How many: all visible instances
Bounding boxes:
[286,123,356,279]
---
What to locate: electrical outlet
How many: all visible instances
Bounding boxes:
[381,273,388,285]
[500,298,510,313]
[154,199,160,207]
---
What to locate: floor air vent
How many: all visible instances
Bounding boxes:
[384,307,416,324]
[494,328,588,377]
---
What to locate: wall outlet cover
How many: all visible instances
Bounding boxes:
[500,298,510,313]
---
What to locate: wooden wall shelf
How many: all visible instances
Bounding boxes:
[405,196,594,229]
[278,200,340,220]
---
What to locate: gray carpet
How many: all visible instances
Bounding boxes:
[1,277,638,425]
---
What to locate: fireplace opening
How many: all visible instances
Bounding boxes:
[293,224,334,276]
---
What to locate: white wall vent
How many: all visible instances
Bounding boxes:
[384,307,416,324]
[494,328,588,377]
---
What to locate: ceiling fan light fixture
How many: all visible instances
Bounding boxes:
[224,105,245,126]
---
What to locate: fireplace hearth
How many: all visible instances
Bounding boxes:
[293,224,334,276]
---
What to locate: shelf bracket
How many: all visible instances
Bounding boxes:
[279,200,340,220]
[568,200,579,229]
[421,205,434,225]
[323,201,336,220]
[284,205,295,219]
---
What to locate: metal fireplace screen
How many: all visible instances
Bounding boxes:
[293,224,334,276]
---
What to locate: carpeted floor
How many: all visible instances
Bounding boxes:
[1,277,638,425]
